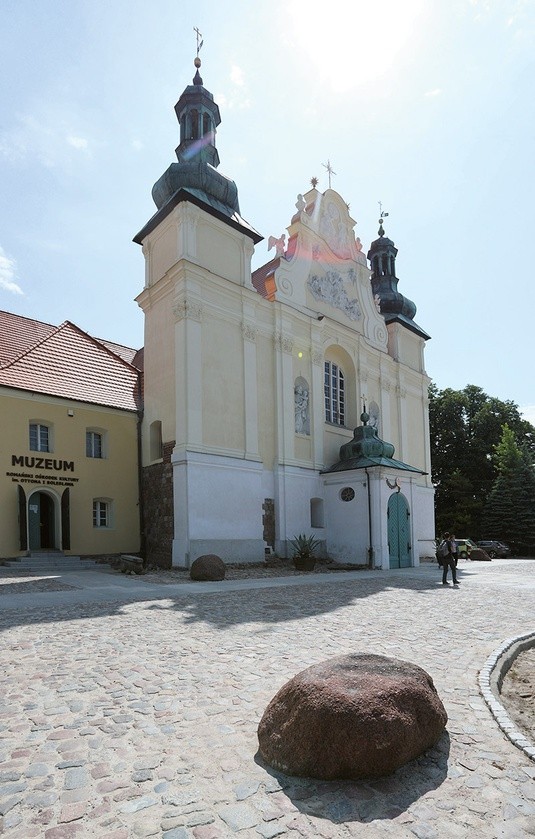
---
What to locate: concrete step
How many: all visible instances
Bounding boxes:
[3,556,101,573]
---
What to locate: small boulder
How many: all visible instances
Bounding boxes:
[190,554,226,581]
[470,548,491,561]
[257,653,447,780]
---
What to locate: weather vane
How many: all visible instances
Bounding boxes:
[378,201,389,237]
[322,160,336,189]
[194,26,203,58]
[378,201,389,223]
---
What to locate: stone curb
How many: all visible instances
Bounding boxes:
[478,629,535,762]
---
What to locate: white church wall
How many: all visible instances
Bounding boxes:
[273,465,325,557]
[172,450,265,567]
[413,483,438,559]
[323,475,370,564]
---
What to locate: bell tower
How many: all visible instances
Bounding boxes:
[134,37,262,569]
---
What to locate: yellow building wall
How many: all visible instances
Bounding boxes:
[256,331,276,470]
[0,391,140,558]
[202,318,245,451]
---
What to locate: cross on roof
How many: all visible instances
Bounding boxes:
[194,26,203,56]
[322,160,337,189]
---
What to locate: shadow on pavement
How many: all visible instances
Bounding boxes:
[254,731,451,824]
[0,564,464,632]
[143,573,443,630]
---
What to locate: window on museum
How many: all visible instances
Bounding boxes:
[29,422,50,452]
[86,430,104,459]
[93,499,112,528]
[324,362,345,425]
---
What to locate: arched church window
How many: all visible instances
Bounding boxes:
[324,362,345,425]
[202,113,211,137]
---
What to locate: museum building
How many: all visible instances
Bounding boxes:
[0,311,142,558]
[0,55,436,569]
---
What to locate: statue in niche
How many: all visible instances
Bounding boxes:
[294,380,310,435]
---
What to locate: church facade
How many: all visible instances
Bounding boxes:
[134,58,436,570]
[0,58,435,568]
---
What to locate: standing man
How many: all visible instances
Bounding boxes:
[440,532,460,587]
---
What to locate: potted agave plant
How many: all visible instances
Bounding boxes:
[291,534,321,572]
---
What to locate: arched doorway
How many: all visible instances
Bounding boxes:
[388,492,411,569]
[28,491,57,551]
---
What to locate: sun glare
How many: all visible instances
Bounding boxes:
[286,0,426,93]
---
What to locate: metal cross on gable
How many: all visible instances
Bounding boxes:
[322,159,336,189]
[194,26,203,56]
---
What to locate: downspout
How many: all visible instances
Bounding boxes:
[365,467,373,568]
[137,402,146,564]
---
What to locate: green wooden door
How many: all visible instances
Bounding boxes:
[388,493,411,569]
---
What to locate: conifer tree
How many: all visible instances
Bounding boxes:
[482,425,535,554]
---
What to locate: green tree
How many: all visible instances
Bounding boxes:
[429,384,535,539]
[482,426,535,554]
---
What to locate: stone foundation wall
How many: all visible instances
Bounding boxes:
[142,441,174,568]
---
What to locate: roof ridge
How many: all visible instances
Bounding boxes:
[60,321,141,373]
[0,321,64,370]
[0,309,56,329]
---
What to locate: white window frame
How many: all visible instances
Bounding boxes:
[93,499,112,529]
[29,421,52,452]
[86,429,105,459]
[324,361,345,425]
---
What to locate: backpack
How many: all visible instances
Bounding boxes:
[436,540,449,565]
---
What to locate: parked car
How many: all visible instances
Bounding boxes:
[455,538,478,559]
[477,540,511,558]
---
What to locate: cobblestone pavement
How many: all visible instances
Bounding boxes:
[1,560,535,838]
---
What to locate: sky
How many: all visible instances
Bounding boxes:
[1,0,534,424]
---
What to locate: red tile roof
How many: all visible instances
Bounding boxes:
[251,257,279,301]
[0,310,55,366]
[0,314,141,412]
[97,338,143,369]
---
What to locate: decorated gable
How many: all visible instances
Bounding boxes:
[269,188,388,351]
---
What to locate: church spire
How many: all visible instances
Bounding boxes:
[172,33,221,170]
[367,207,422,332]
[150,35,243,218]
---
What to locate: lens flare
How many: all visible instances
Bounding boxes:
[182,132,215,161]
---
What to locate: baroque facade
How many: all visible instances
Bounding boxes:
[134,58,436,570]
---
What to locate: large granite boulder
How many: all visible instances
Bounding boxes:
[190,554,226,581]
[257,653,447,780]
